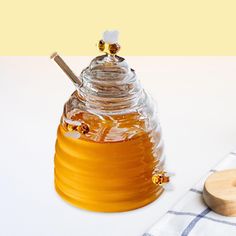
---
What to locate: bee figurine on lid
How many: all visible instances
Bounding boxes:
[51,31,170,212]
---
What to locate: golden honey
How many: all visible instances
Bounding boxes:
[55,122,163,212]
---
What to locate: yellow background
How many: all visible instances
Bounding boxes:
[0,0,236,55]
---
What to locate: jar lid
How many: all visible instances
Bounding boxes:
[78,31,144,114]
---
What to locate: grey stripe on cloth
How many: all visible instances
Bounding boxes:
[189,188,202,194]
[168,210,236,227]
[143,233,154,236]
[181,208,211,236]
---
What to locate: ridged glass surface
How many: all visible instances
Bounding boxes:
[54,54,165,212]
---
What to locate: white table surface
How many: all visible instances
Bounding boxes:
[1,56,236,236]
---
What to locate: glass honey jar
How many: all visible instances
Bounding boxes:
[52,31,169,212]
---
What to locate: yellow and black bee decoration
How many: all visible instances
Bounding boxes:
[98,30,121,55]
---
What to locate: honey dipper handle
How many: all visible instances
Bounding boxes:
[51,52,82,87]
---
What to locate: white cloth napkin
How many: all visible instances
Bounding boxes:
[144,151,236,236]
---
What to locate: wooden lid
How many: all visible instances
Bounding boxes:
[203,169,236,216]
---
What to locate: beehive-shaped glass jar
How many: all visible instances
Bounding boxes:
[54,34,167,212]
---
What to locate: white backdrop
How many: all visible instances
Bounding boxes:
[0,57,236,236]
